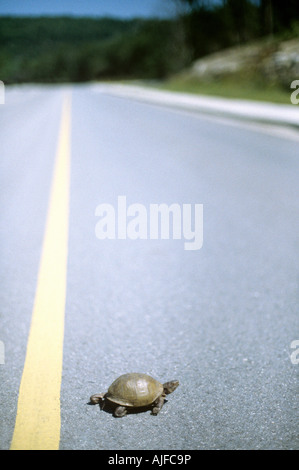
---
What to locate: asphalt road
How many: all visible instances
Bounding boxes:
[0,84,298,450]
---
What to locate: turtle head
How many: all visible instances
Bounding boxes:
[90,393,106,404]
[163,380,179,395]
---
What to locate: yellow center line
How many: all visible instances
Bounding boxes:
[10,94,71,450]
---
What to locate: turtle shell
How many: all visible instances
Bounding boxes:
[106,373,163,407]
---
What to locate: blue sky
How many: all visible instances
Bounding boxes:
[0,0,177,18]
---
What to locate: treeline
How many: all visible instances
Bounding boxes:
[179,0,299,60]
[0,1,298,84]
[0,16,187,83]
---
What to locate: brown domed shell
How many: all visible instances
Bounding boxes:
[106,373,163,407]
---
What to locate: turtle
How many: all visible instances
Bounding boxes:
[90,372,179,417]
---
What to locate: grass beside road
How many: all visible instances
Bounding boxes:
[157,75,292,105]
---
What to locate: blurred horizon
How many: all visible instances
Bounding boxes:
[0,0,298,103]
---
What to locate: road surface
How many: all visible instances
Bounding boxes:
[0,84,298,450]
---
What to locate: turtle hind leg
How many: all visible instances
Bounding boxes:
[114,406,127,417]
[152,395,165,415]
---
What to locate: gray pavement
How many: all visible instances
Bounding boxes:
[0,84,298,450]
[92,82,299,129]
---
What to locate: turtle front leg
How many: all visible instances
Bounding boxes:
[152,395,165,415]
[114,406,127,417]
